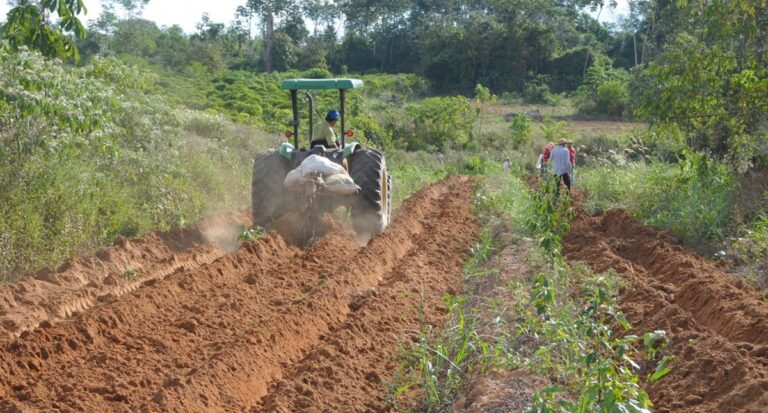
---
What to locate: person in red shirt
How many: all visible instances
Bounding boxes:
[567,142,576,184]
[539,142,554,178]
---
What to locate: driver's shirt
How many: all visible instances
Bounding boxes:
[313,122,337,147]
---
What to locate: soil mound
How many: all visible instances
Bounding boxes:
[566,208,768,412]
[0,176,479,413]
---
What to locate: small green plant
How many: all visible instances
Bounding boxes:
[238,226,265,242]
[539,119,572,146]
[390,198,511,411]
[462,155,489,175]
[122,267,137,279]
[399,294,494,412]
[520,179,663,413]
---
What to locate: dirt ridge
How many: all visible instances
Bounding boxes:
[566,208,768,412]
[256,176,479,412]
[0,210,252,342]
[0,176,479,413]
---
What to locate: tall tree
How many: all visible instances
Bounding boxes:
[245,0,293,73]
[635,0,768,169]
[2,0,88,60]
[110,0,149,19]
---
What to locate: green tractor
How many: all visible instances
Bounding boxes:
[251,78,392,238]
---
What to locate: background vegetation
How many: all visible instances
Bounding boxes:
[1,0,767,410]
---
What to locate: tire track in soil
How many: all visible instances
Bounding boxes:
[255,176,479,413]
[565,209,768,412]
[0,210,253,342]
[0,176,479,413]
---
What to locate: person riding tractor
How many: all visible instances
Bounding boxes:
[250,78,392,240]
[312,109,340,149]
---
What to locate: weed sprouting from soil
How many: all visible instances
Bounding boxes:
[237,226,264,243]
[121,267,138,279]
[387,172,527,411]
[387,218,507,411]
[521,178,665,413]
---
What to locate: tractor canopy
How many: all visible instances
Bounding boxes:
[280,79,364,150]
[280,78,364,90]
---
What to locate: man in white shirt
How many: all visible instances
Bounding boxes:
[550,138,572,194]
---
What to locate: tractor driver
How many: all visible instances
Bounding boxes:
[311,109,340,148]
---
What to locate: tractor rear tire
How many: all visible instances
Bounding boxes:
[251,150,291,229]
[348,149,391,238]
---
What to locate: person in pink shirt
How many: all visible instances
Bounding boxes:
[539,142,554,178]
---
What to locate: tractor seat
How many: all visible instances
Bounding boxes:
[310,140,338,150]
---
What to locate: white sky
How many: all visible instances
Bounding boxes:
[0,0,246,33]
[590,0,631,26]
[1,0,630,34]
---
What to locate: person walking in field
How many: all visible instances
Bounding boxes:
[502,157,511,170]
[550,138,572,195]
[311,109,340,148]
[538,142,554,178]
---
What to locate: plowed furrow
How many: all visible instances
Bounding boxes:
[0,235,299,412]
[255,176,479,412]
[0,210,253,342]
[0,176,478,413]
[565,209,768,412]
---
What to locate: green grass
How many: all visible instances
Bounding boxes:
[578,154,735,246]
[388,150,471,208]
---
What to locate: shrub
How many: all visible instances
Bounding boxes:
[576,56,631,118]
[596,80,628,118]
[510,114,533,148]
[400,96,477,152]
[523,81,553,105]
[579,152,735,245]
[301,67,333,79]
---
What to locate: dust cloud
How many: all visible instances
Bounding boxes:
[200,221,244,252]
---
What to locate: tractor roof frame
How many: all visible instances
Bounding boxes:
[280,78,364,149]
[280,79,364,90]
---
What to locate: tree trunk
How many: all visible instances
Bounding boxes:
[264,10,274,73]
[632,31,638,66]
[583,5,603,76]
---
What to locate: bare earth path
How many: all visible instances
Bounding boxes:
[0,176,479,412]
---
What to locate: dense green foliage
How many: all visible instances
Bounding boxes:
[632,0,768,169]
[0,0,625,96]
[577,56,630,118]
[0,49,272,280]
[2,0,88,60]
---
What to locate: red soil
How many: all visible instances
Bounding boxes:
[0,176,479,412]
[566,209,768,412]
[0,210,252,342]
